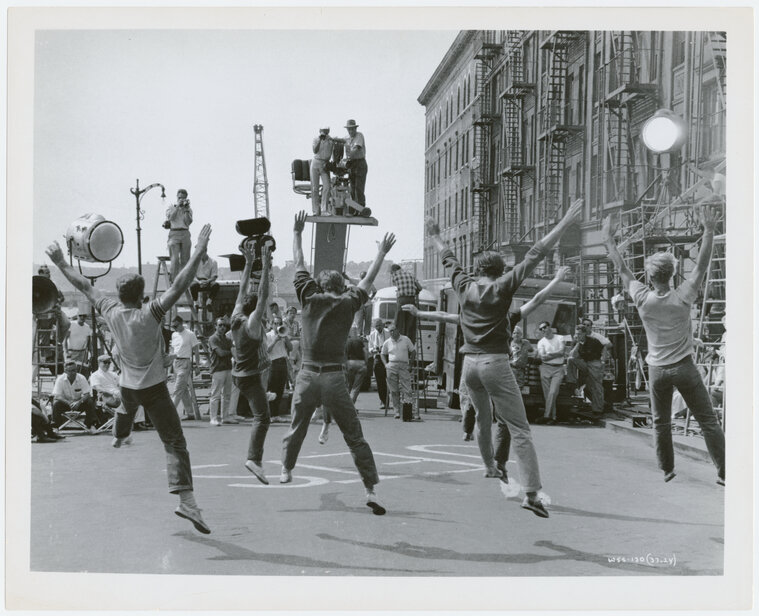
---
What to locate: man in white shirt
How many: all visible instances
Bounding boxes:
[536,321,566,424]
[266,316,293,418]
[64,312,92,366]
[368,318,390,410]
[311,127,334,215]
[381,324,415,420]
[171,316,201,420]
[52,360,100,431]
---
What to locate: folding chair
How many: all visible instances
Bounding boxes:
[93,389,117,434]
[58,406,89,432]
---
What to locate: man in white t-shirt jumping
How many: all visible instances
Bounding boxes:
[46,224,215,533]
[603,205,724,485]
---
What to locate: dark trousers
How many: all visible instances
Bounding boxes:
[347,158,367,206]
[234,373,271,465]
[367,354,388,406]
[649,356,725,480]
[189,281,220,303]
[394,295,418,341]
[118,381,193,493]
[267,357,288,416]
[52,398,100,429]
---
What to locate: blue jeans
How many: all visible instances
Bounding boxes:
[118,382,193,493]
[234,374,270,465]
[649,356,725,479]
[463,354,542,492]
[282,367,379,488]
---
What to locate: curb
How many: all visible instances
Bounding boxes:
[605,419,713,465]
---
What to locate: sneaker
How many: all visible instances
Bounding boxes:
[716,477,725,486]
[483,466,503,478]
[221,418,239,425]
[664,470,677,482]
[244,460,269,485]
[210,416,221,426]
[394,413,400,419]
[174,503,211,534]
[365,490,386,515]
[521,496,549,518]
[463,432,474,441]
[279,467,293,484]
[111,435,133,448]
[318,424,330,444]
[496,462,508,483]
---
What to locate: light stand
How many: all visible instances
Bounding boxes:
[130,179,166,275]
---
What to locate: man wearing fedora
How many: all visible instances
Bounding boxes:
[335,119,367,208]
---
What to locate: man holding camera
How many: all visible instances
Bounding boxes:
[165,189,193,281]
[311,127,334,216]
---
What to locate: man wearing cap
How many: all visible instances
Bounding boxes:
[64,312,92,366]
[335,119,367,207]
[90,354,124,419]
[311,127,334,216]
[46,223,215,534]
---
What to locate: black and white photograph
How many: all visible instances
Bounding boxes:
[5,4,754,613]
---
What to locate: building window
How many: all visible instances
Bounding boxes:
[578,65,585,122]
[454,192,459,224]
[672,31,686,66]
[575,161,583,199]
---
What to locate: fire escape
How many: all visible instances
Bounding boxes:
[500,30,535,247]
[538,31,584,227]
[470,35,502,254]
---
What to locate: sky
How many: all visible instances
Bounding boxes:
[32,29,457,271]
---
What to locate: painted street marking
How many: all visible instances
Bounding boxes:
[228,475,329,489]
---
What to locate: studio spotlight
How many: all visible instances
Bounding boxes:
[65,213,124,263]
[640,109,687,153]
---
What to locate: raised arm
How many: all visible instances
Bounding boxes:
[538,198,583,252]
[426,218,448,256]
[233,244,256,316]
[401,304,459,324]
[293,211,307,271]
[160,224,212,311]
[247,244,271,333]
[687,204,717,287]
[520,266,570,318]
[45,242,106,306]
[602,214,635,294]
[359,233,396,292]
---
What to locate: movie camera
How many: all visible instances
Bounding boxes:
[221,216,276,273]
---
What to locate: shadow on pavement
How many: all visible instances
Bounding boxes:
[178,531,436,574]
[546,504,722,528]
[279,492,454,524]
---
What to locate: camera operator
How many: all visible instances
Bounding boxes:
[311,127,334,216]
[165,189,193,281]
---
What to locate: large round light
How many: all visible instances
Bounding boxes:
[66,213,124,263]
[641,109,687,153]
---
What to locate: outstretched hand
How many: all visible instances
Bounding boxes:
[294,211,307,233]
[564,198,583,223]
[241,242,256,263]
[379,233,396,255]
[401,304,419,316]
[700,204,718,232]
[196,224,212,251]
[555,265,571,281]
[425,217,441,237]
[45,241,66,266]
[261,244,273,269]
[601,214,617,242]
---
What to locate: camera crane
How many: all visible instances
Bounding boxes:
[253,124,270,220]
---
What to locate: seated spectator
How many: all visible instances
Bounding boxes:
[52,360,101,432]
[31,398,65,443]
[189,253,220,312]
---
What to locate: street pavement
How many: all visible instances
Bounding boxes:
[30,393,724,578]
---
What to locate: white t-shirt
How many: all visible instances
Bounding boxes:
[53,373,91,404]
[67,321,92,350]
[630,279,698,366]
[266,330,289,361]
[89,368,121,397]
[537,335,566,366]
[171,328,199,359]
[381,335,415,363]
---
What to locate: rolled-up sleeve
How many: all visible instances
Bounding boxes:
[497,241,547,298]
[442,248,472,296]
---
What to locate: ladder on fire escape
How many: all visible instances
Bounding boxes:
[708,32,726,113]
